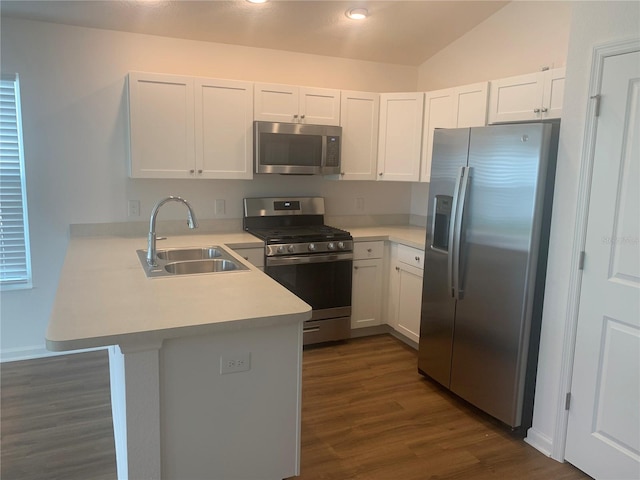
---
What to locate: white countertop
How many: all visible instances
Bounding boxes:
[46,232,310,351]
[46,225,425,352]
[349,225,426,250]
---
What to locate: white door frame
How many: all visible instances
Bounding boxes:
[553,36,640,462]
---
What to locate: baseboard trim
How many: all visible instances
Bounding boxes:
[0,344,107,363]
[524,427,554,457]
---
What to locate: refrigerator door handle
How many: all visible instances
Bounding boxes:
[448,166,464,298]
[451,166,471,300]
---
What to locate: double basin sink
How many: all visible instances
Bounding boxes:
[136,245,250,278]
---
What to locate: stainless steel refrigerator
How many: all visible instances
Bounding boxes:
[418,122,559,430]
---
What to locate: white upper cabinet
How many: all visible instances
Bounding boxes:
[129,72,196,178]
[194,78,253,179]
[338,90,380,181]
[128,72,253,179]
[254,83,340,125]
[420,82,488,182]
[488,67,565,124]
[377,92,425,182]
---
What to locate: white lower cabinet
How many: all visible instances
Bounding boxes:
[351,241,384,329]
[230,247,264,270]
[387,244,424,345]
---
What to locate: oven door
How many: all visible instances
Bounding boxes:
[265,252,353,321]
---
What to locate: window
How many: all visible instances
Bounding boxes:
[0,74,32,290]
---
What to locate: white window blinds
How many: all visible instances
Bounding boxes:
[0,74,32,289]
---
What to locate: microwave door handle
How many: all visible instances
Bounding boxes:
[321,135,327,171]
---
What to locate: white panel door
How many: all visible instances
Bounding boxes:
[420,89,454,182]
[395,263,423,345]
[254,83,299,123]
[351,258,383,329]
[378,92,424,182]
[299,87,341,126]
[128,72,195,178]
[565,50,640,480]
[488,71,544,124]
[339,90,379,180]
[543,67,566,120]
[195,78,253,179]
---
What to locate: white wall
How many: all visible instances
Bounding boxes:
[0,18,416,361]
[526,0,640,459]
[416,1,572,91]
[410,1,572,220]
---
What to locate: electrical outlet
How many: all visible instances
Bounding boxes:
[215,199,226,216]
[220,353,251,374]
[128,200,140,217]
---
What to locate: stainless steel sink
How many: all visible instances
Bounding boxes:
[137,245,250,278]
[157,247,222,261]
[164,259,241,275]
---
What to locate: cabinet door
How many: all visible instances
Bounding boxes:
[231,247,264,269]
[395,263,424,344]
[339,91,379,180]
[378,92,424,182]
[420,89,455,182]
[542,67,565,119]
[487,71,544,124]
[454,82,488,128]
[254,83,299,123]
[128,72,195,178]
[351,258,383,329]
[195,78,253,179]
[299,87,341,126]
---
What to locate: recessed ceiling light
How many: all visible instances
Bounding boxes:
[346,8,368,20]
[246,0,268,3]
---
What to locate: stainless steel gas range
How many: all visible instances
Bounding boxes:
[243,197,353,345]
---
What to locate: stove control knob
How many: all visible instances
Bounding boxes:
[308,243,316,252]
[287,244,295,253]
[337,241,345,250]
[327,242,336,250]
[277,245,285,254]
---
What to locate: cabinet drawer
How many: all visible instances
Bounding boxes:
[397,244,424,269]
[353,241,384,260]
[232,247,264,268]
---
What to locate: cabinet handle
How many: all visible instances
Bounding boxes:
[197,169,203,174]
[533,108,541,113]
[541,107,548,113]
[300,114,305,119]
[354,266,359,270]
[367,248,372,253]
[379,172,383,176]
[395,266,400,272]
[340,172,345,176]
[415,256,420,261]
[189,169,195,174]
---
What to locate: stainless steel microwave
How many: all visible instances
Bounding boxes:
[254,121,342,175]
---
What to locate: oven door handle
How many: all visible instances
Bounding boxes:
[266,252,353,266]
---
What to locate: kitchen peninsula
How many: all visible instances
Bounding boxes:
[46,231,312,480]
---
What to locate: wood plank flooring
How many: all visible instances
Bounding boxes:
[0,334,590,480]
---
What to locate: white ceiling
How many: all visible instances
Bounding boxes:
[0,0,509,66]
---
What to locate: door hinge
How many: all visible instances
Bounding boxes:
[591,94,601,117]
[565,392,572,411]
[578,251,586,270]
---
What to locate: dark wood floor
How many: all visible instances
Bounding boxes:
[1,334,590,480]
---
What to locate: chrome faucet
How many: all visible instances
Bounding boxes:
[147,196,198,266]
